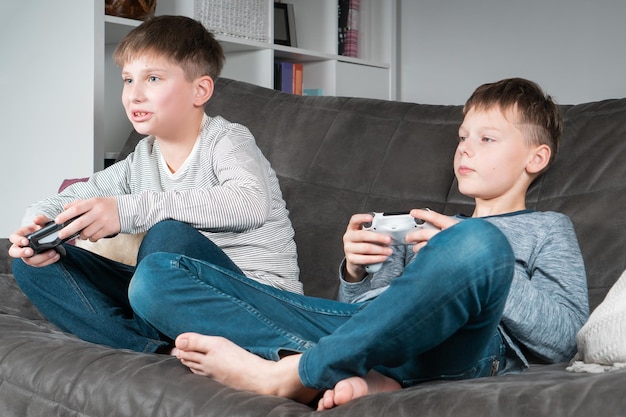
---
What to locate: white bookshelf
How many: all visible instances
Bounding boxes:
[157,0,397,96]
[0,0,398,236]
[101,0,398,162]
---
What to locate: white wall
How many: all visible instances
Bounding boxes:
[0,1,98,236]
[398,0,626,105]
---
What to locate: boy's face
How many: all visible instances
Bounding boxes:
[121,54,199,140]
[455,106,539,204]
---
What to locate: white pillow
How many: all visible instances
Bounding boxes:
[567,268,626,373]
[75,233,144,266]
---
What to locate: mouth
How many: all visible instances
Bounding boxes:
[457,165,474,175]
[131,111,152,122]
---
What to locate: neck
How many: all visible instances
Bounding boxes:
[472,194,528,217]
[156,113,204,173]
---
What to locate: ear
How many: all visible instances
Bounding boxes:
[193,76,214,107]
[526,144,551,175]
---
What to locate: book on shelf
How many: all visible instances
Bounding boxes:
[338,0,359,57]
[274,61,303,95]
[303,88,324,96]
[293,63,303,95]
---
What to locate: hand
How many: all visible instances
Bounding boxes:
[405,208,459,252]
[8,215,61,267]
[342,213,394,282]
[58,197,121,242]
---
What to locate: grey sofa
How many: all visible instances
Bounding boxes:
[1,78,625,416]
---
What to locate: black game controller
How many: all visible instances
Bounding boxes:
[362,211,436,273]
[26,219,80,255]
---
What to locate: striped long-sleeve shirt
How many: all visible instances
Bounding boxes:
[23,114,303,294]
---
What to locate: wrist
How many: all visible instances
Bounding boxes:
[344,262,367,283]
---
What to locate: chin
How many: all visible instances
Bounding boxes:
[458,188,483,201]
[132,125,153,136]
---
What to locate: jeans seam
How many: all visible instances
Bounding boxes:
[58,263,97,315]
[176,255,356,317]
[175,257,318,353]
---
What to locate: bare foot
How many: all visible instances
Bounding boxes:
[175,332,318,403]
[317,370,401,411]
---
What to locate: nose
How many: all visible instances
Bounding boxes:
[457,140,468,156]
[457,137,474,157]
[124,83,144,104]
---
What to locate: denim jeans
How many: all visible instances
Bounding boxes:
[12,220,241,352]
[129,218,514,389]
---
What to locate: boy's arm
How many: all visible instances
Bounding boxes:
[21,159,132,227]
[115,124,274,234]
[501,214,589,363]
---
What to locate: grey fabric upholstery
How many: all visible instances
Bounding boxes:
[1,78,625,416]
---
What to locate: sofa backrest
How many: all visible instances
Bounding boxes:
[120,78,626,310]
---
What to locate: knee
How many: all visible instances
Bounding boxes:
[452,220,515,292]
[448,219,514,265]
[128,253,169,320]
[415,219,514,289]
[143,220,191,243]
[138,220,193,261]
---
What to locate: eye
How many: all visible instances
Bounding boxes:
[122,78,133,85]
[148,75,160,82]
[458,136,467,142]
[482,136,495,143]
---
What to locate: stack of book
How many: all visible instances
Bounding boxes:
[274,61,303,95]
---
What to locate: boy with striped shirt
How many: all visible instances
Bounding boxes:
[8,16,301,353]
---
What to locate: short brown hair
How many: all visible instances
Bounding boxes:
[113,15,224,81]
[463,78,563,168]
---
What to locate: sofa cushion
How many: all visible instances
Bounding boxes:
[569,268,626,371]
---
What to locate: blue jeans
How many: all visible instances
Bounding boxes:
[12,220,242,352]
[129,218,514,389]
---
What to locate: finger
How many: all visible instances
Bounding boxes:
[348,213,374,230]
[8,243,32,258]
[32,214,52,226]
[9,231,30,247]
[62,199,84,212]
[57,200,90,225]
[410,208,439,223]
[348,254,390,268]
[346,241,393,256]
[362,229,393,245]
[56,218,86,241]
[22,250,60,266]
[405,226,439,244]
[412,241,428,253]
[410,208,457,229]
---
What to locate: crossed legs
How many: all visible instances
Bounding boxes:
[132,218,514,409]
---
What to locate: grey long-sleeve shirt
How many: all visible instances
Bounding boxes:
[23,114,302,294]
[339,210,589,369]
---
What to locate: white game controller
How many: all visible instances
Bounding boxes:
[362,211,436,273]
